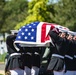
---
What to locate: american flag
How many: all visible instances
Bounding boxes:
[54,25,70,31]
[14,21,55,47]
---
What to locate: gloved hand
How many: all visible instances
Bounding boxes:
[51,27,59,34]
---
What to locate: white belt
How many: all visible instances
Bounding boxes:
[52,54,64,59]
[10,53,21,57]
[26,52,32,55]
[74,55,76,58]
[34,52,39,55]
[65,55,73,59]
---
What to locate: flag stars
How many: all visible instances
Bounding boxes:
[19,29,21,31]
[33,24,36,26]
[28,32,31,35]
[22,26,25,28]
[31,37,34,40]
[24,36,27,39]
[25,29,28,32]
[31,23,34,24]
[18,36,21,39]
[31,29,34,32]
[29,26,32,28]
[21,32,24,35]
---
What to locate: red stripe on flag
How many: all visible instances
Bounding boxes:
[41,23,46,42]
[45,24,55,42]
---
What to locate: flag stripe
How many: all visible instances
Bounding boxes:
[41,23,46,42]
[36,22,44,43]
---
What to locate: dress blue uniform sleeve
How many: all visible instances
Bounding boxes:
[49,31,67,44]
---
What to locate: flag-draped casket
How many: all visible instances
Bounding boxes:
[14,21,69,47]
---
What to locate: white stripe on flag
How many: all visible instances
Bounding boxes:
[36,22,44,44]
[46,25,51,36]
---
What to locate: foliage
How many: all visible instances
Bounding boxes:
[15,0,53,29]
[0,0,28,32]
[1,0,76,32]
[52,0,76,31]
[0,0,5,32]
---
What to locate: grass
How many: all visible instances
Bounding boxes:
[0,53,6,75]
[0,53,7,62]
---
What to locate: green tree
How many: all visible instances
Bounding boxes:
[0,0,5,32]
[15,0,76,31]
[15,0,54,29]
[1,0,28,32]
[52,0,76,31]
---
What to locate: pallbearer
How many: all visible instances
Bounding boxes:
[5,30,24,75]
[21,47,45,75]
[47,28,69,75]
[64,31,75,75]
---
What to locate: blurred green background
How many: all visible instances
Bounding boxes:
[0,0,76,33]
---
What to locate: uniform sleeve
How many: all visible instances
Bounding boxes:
[6,35,14,47]
[49,31,66,44]
[49,31,60,41]
[6,35,16,44]
[6,35,18,53]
